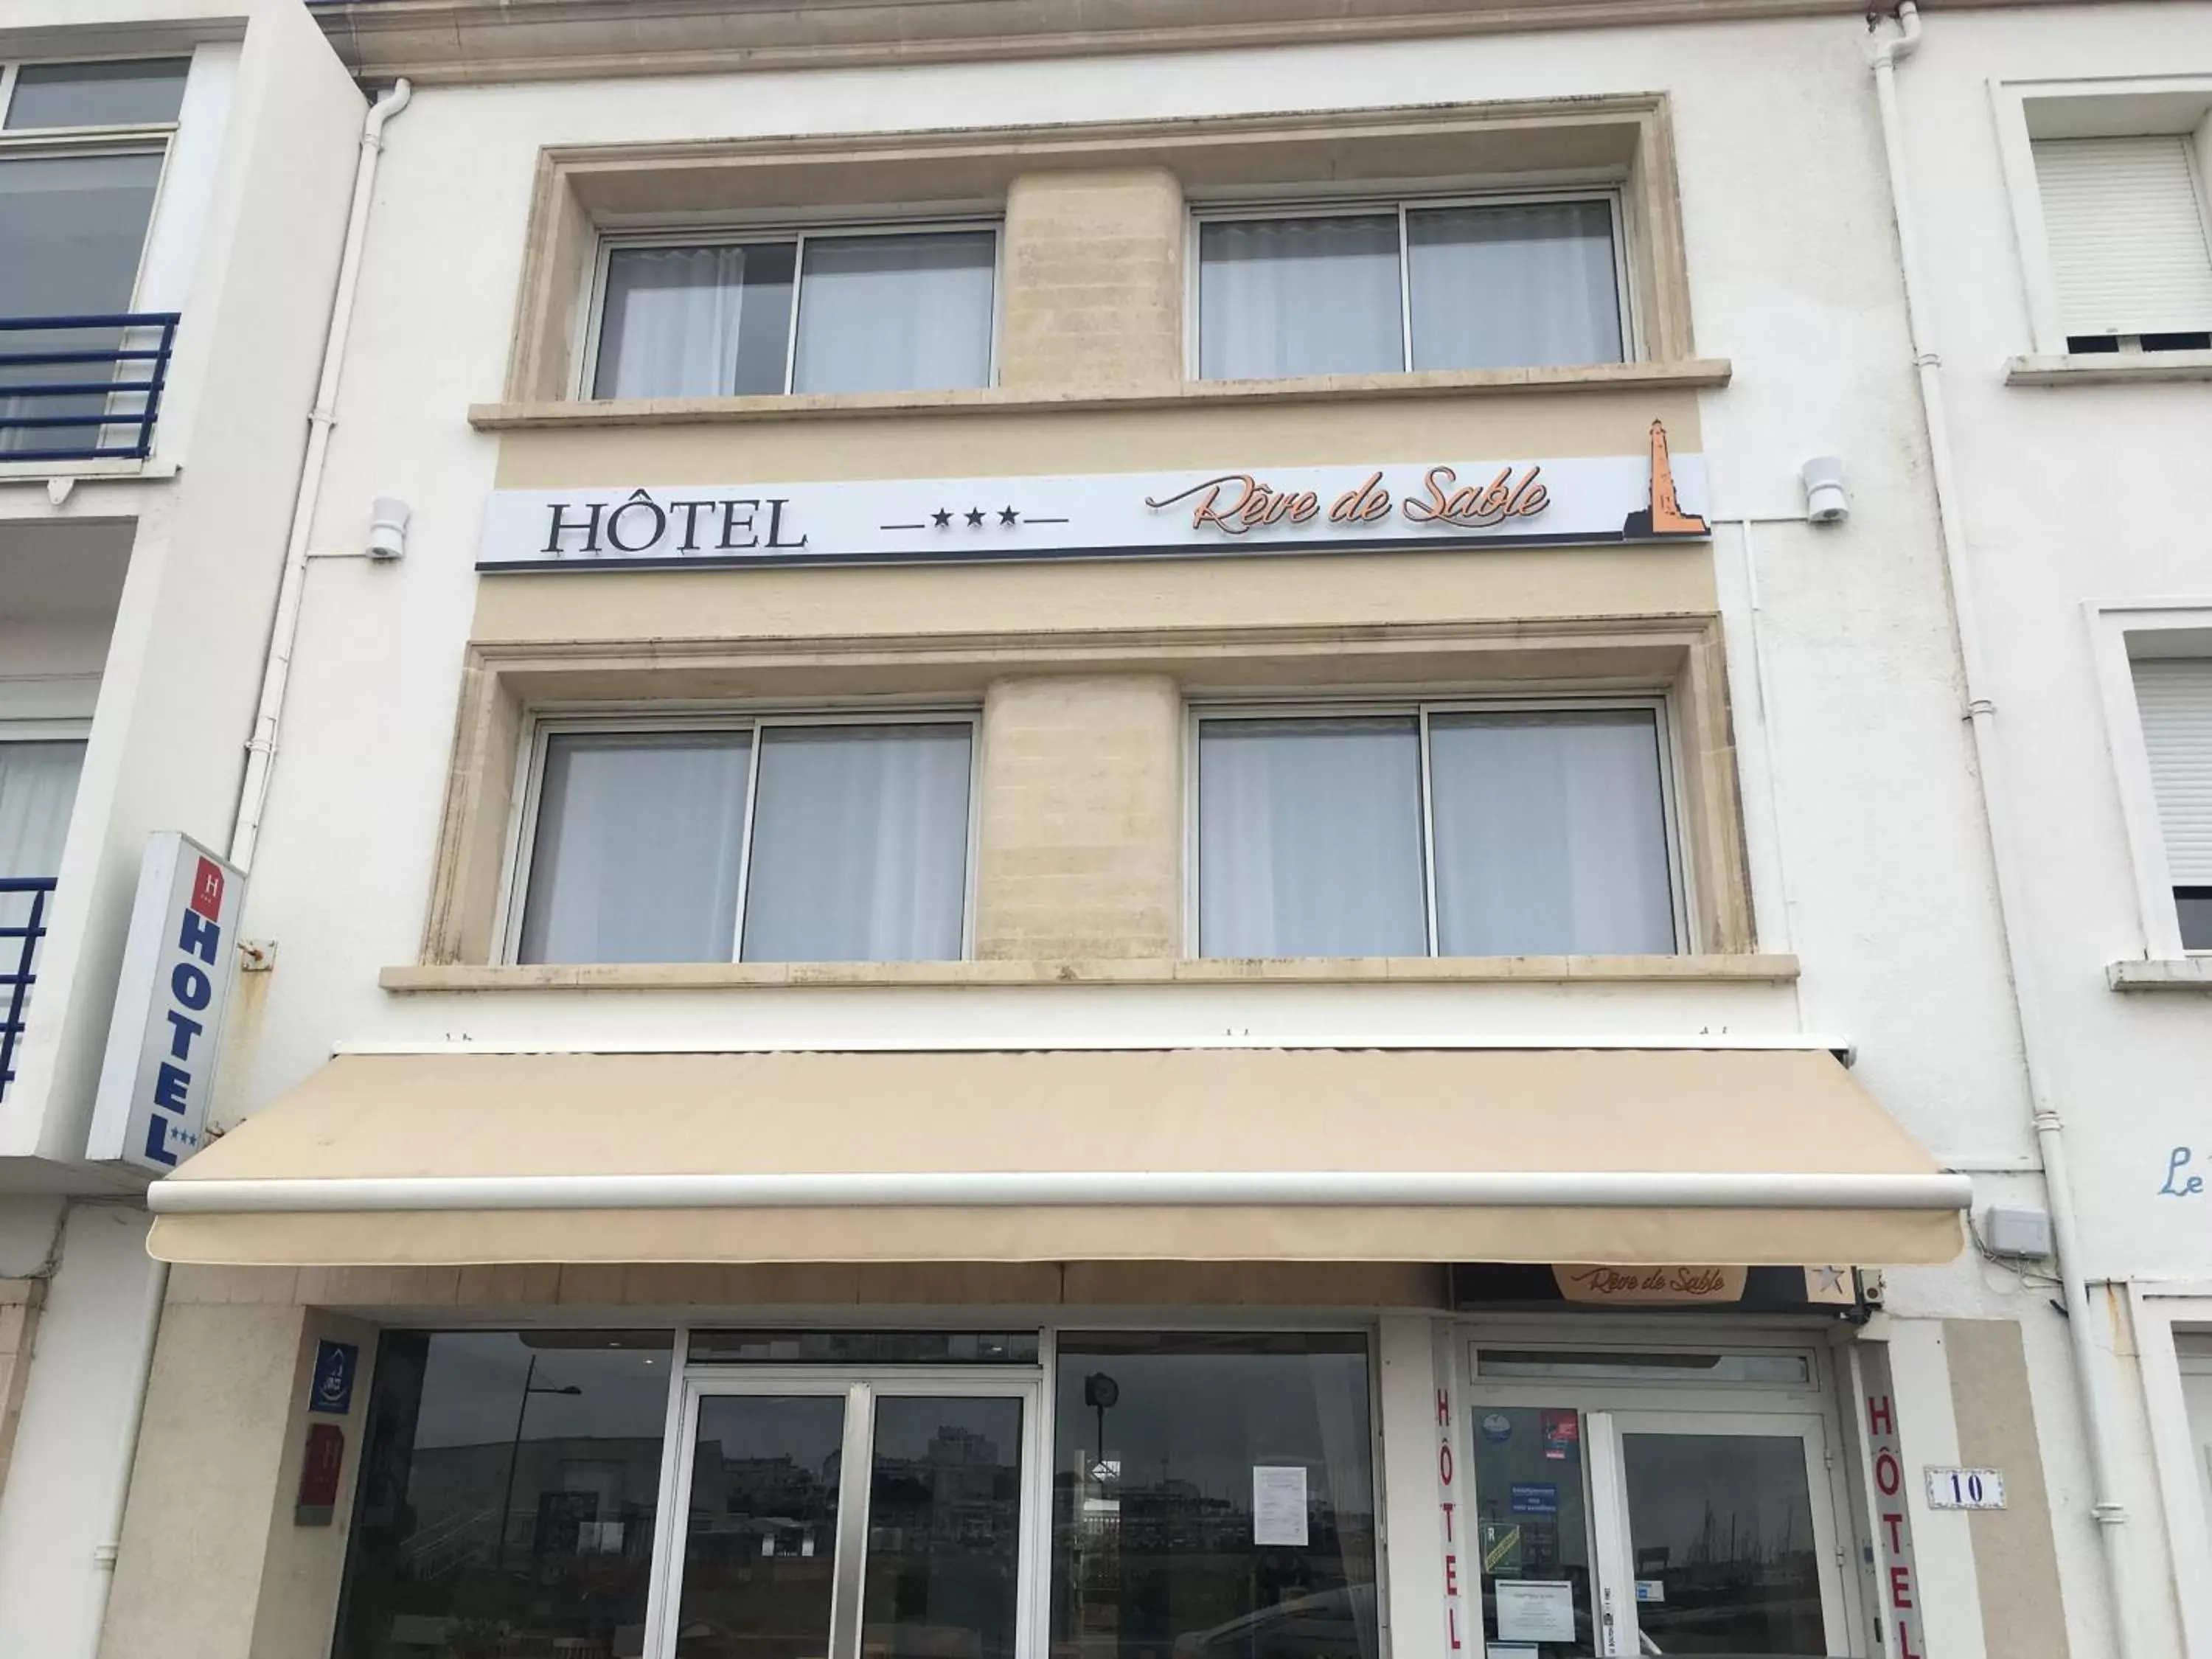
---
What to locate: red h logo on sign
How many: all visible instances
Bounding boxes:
[189,857,224,922]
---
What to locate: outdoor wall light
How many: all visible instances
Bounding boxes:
[366,496,411,560]
[1800,456,1850,524]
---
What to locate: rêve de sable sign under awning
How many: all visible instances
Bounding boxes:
[145,1048,1967,1270]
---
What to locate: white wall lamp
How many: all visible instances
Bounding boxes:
[1800,456,1850,524]
[366,495,411,560]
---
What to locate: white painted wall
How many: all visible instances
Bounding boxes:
[0,0,365,1644]
[0,1202,159,1659]
[0,0,364,1169]
[1879,2,2212,1281]
[1867,11,2212,1651]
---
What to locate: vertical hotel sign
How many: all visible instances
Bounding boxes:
[88,832,244,1172]
[1857,1346,1927,1659]
[1432,1326,1471,1657]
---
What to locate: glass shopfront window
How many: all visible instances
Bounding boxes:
[1048,1332,1380,1659]
[322,1322,1875,1659]
[329,1326,1385,1659]
[336,1330,675,1659]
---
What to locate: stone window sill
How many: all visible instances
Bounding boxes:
[2107,958,2212,991]
[381,953,1798,992]
[467,360,1733,432]
[2006,351,2212,386]
[0,457,176,484]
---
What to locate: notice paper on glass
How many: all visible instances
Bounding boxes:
[1494,1580,1576,1644]
[1252,1465,1310,1546]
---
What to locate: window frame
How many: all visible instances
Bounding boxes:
[0,55,189,467]
[664,1365,1049,1659]
[576,216,1006,401]
[1185,187,1637,381]
[496,706,986,966]
[2090,600,2212,959]
[1995,76,2212,358]
[1183,692,1694,961]
[0,55,185,312]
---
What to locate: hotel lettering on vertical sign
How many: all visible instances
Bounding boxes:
[1432,1326,1471,1655]
[87,832,246,1172]
[1859,1347,1927,1659]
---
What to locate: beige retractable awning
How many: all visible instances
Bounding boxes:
[145,1048,1967,1269]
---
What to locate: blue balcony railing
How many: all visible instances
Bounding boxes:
[0,313,181,464]
[0,877,56,1101]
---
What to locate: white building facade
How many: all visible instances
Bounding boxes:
[4,4,2209,1659]
[0,2,368,1655]
[1874,5,2212,1656]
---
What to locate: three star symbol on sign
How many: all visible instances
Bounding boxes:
[931,507,1020,528]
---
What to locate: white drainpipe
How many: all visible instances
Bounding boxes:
[232,75,412,872]
[82,77,412,1659]
[1868,7,2138,1656]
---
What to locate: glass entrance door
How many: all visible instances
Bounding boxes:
[1602,1413,1847,1658]
[662,1377,1040,1659]
[1464,1348,1855,1658]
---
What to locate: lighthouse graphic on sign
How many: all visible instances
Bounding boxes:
[1621,419,1708,539]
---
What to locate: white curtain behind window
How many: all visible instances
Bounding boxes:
[0,741,84,981]
[1198,215,1404,381]
[0,740,85,878]
[1198,717,1428,957]
[518,731,752,964]
[790,233,995,394]
[740,723,971,962]
[1407,201,1623,370]
[591,243,796,399]
[1427,710,1674,955]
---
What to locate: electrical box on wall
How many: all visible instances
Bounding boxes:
[1980,1205,2054,1259]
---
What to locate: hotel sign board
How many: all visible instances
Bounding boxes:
[478,421,1708,572]
[87,832,244,1173]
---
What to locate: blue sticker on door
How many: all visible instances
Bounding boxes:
[308,1340,358,1415]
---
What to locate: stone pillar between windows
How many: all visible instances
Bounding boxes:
[99,1291,376,1659]
[998,167,1186,392]
[1943,1316,2071,1659]
[0,1280,43,1505]
[973,673,1183,959]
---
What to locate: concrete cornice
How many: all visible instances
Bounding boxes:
[0,17,246,59]
[309,0,2104,87]
[469,359,1735,431]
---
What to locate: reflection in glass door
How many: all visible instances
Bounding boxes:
[674,1393,849,1659]
[861,1395,1025,1659]
[1608,1416,1845,1658]
[663,1379,1037,1659]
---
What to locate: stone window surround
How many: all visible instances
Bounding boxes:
[404,615,1759,979]
[498,97,1700,411]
